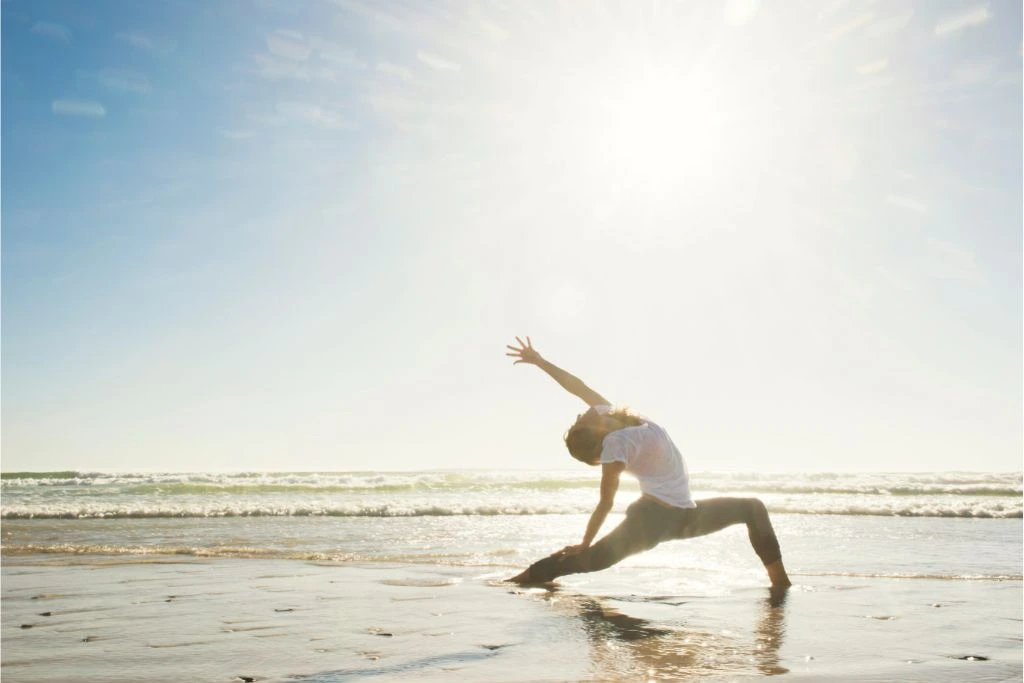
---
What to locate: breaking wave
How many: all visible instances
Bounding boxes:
[3,501,1020,520]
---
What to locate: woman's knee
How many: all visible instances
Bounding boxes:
[745,497,768,519]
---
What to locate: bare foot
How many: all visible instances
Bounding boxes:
[765,560,791,588]
[768,584,790,608]
[507,568,532,584]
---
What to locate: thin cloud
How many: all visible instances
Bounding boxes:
[885,194,927,213]
[856,58,889,75]
[475,17,508,42]
[98,68,151,93]
[950,59,999,86]
[52,99,106,118]
[309,37,366,69]
[827,12,874,42]
[276,101,352,129]
[251,36,364,82]
[246,112,287,127]
[866,10,914,37]
[266,30,311,61]
[330,0,423,38]
[116,31,176,55]
[417,50,460,71]
[252,52,336,82]
[364,92,417,117]
[221,129,255,140]
[376,62,413,82]
[116,31,152,50]
[31,21,71,42]
[330,0,376,21]
[131,107,178,121]
[935,4,992,37]
[925,237,984,283]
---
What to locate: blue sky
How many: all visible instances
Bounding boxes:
[2,0,1021,472]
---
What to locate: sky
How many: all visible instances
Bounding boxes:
[1,0,1021,473]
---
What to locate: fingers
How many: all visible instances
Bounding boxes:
[506,336,535,363]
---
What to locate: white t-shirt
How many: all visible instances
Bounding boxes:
[595,405,695,509]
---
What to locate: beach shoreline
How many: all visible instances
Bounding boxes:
[3,552,1021,682]
[3,472,1020,680]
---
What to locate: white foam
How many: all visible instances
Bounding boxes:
[2,471,1020,519]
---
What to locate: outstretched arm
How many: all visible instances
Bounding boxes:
[506,336,609,407]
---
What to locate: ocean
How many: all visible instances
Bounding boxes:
[2,470,1021,681]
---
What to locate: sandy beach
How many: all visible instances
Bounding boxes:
[3,552,1020,682]
[3,471,1021,680]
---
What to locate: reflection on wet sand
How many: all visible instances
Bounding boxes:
[549,586,789,679]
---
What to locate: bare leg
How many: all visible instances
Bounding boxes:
[512,497,792,587]
[674,497,791,587]
[765,560,791,588]
[509,502,660,583]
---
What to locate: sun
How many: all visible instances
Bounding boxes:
[549,50,736,215]
[592,67,725,183]
[484,2,804,242]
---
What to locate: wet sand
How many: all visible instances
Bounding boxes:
[2,555,1021,681]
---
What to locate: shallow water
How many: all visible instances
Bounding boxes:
[4,511,1020,585]
[2,471,1021,680]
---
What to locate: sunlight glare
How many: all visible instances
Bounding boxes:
[574,63,727,203]
[540,279,587,321]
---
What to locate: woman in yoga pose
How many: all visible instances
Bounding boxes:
[506,336,791,587]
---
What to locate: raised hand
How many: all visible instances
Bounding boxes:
[505,336,606,406]
[506,335,543,366]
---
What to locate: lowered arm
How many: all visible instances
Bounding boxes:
[580,461,624,548]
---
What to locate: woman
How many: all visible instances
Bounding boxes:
[506,336,791,587]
